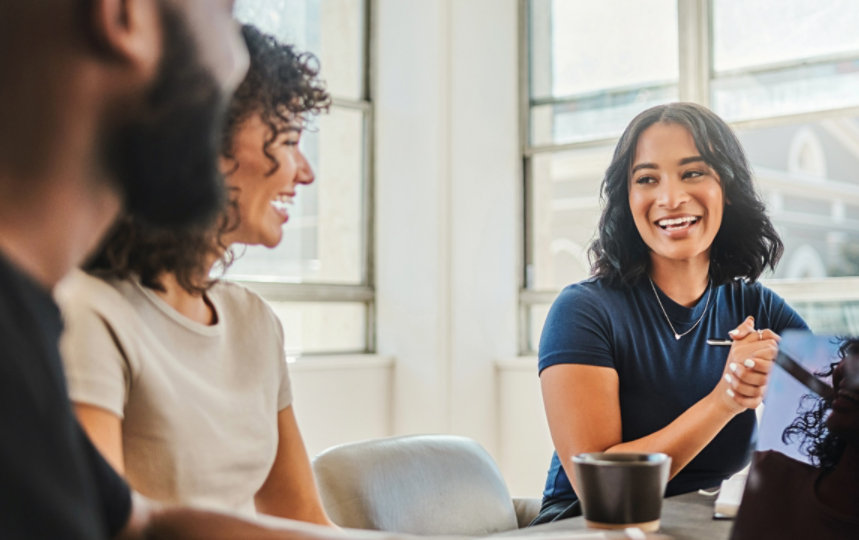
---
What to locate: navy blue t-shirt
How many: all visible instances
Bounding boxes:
[538,277,808,502]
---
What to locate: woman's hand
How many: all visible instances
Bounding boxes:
[713,316,779,414]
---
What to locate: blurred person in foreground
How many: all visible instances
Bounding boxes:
[731,337,859,539]
[0,1,345,538]
[59,24,334,525]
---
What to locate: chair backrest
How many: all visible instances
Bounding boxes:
[312,434,520,535]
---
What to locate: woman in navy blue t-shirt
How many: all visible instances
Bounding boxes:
[532,102,808,525]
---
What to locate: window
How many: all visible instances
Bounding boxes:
[233,0,373,355]
[523,0,859,353]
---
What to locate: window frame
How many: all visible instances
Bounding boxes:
[234,0,376,356]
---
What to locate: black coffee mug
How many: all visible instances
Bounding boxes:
[572,452,671,532]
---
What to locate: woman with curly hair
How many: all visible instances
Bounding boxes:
[57,25,334,524]
[731,338,859,539]
[532,102,808,525]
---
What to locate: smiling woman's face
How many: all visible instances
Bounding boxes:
[828,342,859,444]
[219,113,314,248]
[628,122,724,269]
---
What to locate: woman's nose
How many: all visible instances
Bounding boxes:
[656,177,689,208]
[295,153,314,185]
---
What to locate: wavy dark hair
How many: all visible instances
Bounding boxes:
[86,24,330,294]
[781,338,859,472]
[588,102,783,287]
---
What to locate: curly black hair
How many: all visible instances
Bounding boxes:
[87,24,331,294]
[781,338,859,472]
[588,102,783,287]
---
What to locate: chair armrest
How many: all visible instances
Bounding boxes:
[512,497,541,528]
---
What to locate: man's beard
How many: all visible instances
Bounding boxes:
[103,3,228,228]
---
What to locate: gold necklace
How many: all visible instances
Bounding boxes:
[648,277,712,341]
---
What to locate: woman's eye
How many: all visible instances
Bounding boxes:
[634,175,656,185]
[683,170,705,179]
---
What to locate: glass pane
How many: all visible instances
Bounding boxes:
[234,0,365,100]
[530,89,675,146]
[530,0,678,99]
[712,0,859,122]
[789,300,859,335]
[713,0,859,73]
[528,0,678,144]
[268,301,367,354]
[528,304,551,354]
[712,59,859,123]
[735,117,859,281]
[227,107,366,284]
[528,145,614,291]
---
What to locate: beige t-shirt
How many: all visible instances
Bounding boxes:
[57,271,292,516]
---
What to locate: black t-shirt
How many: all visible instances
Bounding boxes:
[0,251,131,539]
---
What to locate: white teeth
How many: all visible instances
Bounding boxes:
[657,216,699,228]
[270,194,293,213]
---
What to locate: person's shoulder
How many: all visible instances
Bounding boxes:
[752,449,816,476]
[55,269,134,316]
[556,276,627,302]
[546,277,630,327]
[211,279,263,303]
[721,278,778,298]
[210,279,277,319]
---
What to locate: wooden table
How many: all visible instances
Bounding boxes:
[495,492,732,540]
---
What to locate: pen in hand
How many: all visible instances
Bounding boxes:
[706,339,733,346]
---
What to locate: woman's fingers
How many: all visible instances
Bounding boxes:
[728,316,756,340]
[757,328,781,343]
[722,356,774,410]
[735,340,779,362]
[726,386,766,409]
[724,373,766,395]
[725,363,768,387]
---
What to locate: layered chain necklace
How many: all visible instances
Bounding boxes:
[648,277,712,341]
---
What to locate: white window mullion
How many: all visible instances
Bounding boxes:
[677,0,711,105]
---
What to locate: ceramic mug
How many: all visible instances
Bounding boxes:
[572,452,671,532]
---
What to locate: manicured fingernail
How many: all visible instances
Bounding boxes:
[726,389,735,398]
[729,328,740,336]
[744,359,755,368]
[729,362,739,373]
[724,373,733,384]
[747,316,755,322]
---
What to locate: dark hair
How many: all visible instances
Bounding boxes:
[588,102,783,287]
[87,24,331,294]
[782,338,859,472]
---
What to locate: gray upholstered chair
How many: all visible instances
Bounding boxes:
[312,434,540,536]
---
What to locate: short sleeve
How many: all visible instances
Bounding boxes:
[269,303,293,410]
[57,272,132,418]
[538,283,615,374]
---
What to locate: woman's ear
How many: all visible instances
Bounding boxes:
[87,0,161,78]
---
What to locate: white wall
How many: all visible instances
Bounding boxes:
[290,355,394,457]
[375,0,520,454]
